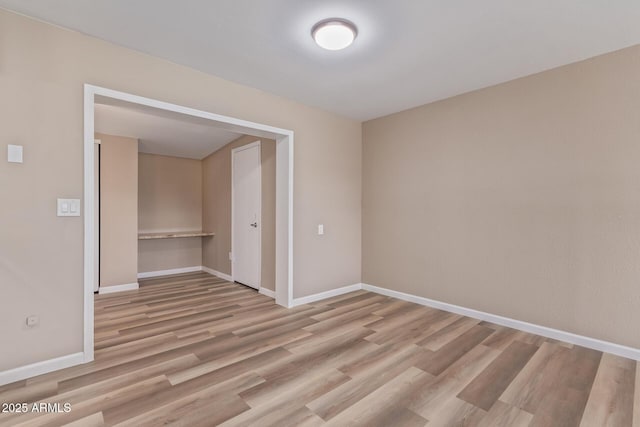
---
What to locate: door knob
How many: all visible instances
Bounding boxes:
[250,222,258,228]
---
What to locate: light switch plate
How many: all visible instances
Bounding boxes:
[8,144,23,163]
[58,199,81,217]
[318,224,324,235]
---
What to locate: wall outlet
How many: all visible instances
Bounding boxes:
[318,224,324,235]
[26,315,39,327]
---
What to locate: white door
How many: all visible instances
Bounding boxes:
[232,142,261,289]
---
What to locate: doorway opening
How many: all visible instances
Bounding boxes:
[83,84,294,363]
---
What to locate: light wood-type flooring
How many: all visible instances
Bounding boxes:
[0,272,638,426]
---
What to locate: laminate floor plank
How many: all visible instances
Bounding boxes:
[457,340,539,410]
[0,271,634,426]
[309,289,369,306]
[415,325,494,376]
[63,412,105,427]
[310,294,389,322]
[57,352,200,393]
[481,326,521,351]
[220,369,350,427]
[416,316,481,351]
[365,303,430,332]
[475,400,533,427]
[500,341,571,412]
[406,344,500,419]
[304,314,382,340]
[529,346,602,427]
[109,372,262,427]
[421,396,485,426]
[302,306,381,336]
[370,299,422,317]
[307,344,427,421]
[257,329,377,382]
[366,309,458,347]
[323,366,430,427]
[0,382,58,408]
[327,292,385,308]
[338,342,418,378]
[0,380,26,395]
[194,317,316,362]
[101,364,262,425]
[580,353,635,427]
[262,407,326,427]
[167,346,291,386]
[1,376,171,427]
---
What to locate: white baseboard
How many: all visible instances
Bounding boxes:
[137,266,203,279]
[98,282,139,294]
[202,266,233,282]
[259,287,276,299]
[0,352,85,386]
[362,283,640,361]
[291,284,363,307]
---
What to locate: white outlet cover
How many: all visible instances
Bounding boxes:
[8,144,23,163]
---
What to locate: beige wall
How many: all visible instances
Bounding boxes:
[98,134,138,288]
[138,239,203,274]
[363,44,640,349]
[138,153,202,233]
[0,9,361,372]
[138,153,203,273]
[202,135,276,291]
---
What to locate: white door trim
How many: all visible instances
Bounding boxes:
[231,141,262,290]
[94,139,100,293]
[83,84,295,367]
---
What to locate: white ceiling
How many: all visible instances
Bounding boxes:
[95,101,242,159]
[3,1,640,120]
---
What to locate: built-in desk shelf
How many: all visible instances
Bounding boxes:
[138,231,215,240]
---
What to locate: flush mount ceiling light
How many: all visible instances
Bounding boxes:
[311,19,358,51]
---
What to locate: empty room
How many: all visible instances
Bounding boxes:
[0,2,639,426]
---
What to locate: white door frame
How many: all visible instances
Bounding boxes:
[231,141,262,289]
[83,84,294,363]
[94,139,101,293]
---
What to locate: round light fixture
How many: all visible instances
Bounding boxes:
[311,19,357,51]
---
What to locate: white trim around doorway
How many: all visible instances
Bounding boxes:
[83,84,294,367]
